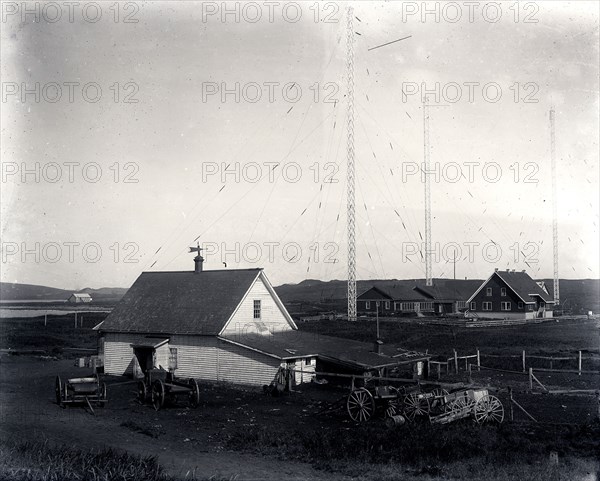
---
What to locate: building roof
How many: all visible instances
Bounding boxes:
[358,285,429,302]
[219,331,430,370]
[414,279,482,301]
[99,269,264,335]
[71,293,92,299]
[468,270,554,304]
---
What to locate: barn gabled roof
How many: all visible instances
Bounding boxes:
[467,270,554,304]
[99,268,289,335]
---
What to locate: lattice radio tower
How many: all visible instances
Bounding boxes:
[346,7,357,321]
[550,107,560,305]
[423,96,433,287]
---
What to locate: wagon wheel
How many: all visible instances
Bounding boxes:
[188,378,200,408]
[55,376,63,406]
[403,392,430,420]
[151,380,165,411]
[346,388,375,422]
[474,395,504,424]
[137,381,147,403]
[447,395,475,414]
[429,388,449,412]
[98,383,107,407]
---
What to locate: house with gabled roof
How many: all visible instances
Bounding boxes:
[414,279,483,315]
[68,292,92,304]
[466,269,554,320]
[357,284,433,316]
[98,255,430,386]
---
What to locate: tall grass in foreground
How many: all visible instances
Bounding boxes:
[0,440,167,481]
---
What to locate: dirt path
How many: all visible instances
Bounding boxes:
[0,356,344,480]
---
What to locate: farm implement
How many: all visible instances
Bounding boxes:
[346,384,504,425]
[55,374,108,413]
[137,368,200,411]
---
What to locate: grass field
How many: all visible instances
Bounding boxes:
[1,313,599,480]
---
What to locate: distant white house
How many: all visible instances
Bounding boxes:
[68,293,92,304]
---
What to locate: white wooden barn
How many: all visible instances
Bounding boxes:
[98,261,430,387]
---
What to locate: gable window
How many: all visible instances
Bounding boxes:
[482,301,492,311]
[486,287,492,296]
[518,302,524,309]
[501,302,511,311]
[384,301,390,310]
[501,288,507,297]
[366,301,371,310]
[168,348,178,371]
[470,301,476,310]
[253,300,261,319]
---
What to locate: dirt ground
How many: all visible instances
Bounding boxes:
[0,355,352,481]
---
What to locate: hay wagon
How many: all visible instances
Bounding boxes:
[55,374,107,411]
[429,388,504,425]
[137,368,200,411]
[346,384,448,422]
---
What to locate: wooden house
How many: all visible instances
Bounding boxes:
[357,285,432,316]
[467,269,554,320]
[68,293,92,304]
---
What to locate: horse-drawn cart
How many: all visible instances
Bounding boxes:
[55,374,107,412]
[137,368,200,411]
[429,388,504,424]
[346,384,449,422]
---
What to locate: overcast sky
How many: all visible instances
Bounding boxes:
[1,1,598,290]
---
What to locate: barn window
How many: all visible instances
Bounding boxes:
[518,302,524,309]
[394,302,400,311]
[470,301,476,310]
[366,301,371,309]
[501,302,511,311]
[482,302,492,311]
[486,287,492,296]
[501,288,507,297]
[169,348,178,370]
[253,300,261,319]
[384,301,390,310]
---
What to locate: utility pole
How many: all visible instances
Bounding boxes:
[346,6,357,321]
[550,107,560,306]
[423,96,432,286]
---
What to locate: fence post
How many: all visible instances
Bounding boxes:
[522,350,526,373]
[437,363,441,380]
[528,367,533,391]
[468,363,472,383]
[44,314,47,327]
[74,312,77,329]
[508,387,514,421]
[578,351,582,376]
[454,350,458,374]
[550,359,553,370]
[476,348,480,371]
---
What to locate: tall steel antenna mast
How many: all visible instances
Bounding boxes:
[423,96,433,287]
[550,107,560,306]
[346,6,357,322]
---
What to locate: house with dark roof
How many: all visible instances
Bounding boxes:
[99,256,430,386]
[414,279,483,315]
[357,285,433,316]
[466,269,554,320]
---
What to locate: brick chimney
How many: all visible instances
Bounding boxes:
[374,339,383,355]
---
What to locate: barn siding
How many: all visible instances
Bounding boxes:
[222,275,293,337]
[169,335,219,380]
[103,332,149,375]
[216,339,282,386]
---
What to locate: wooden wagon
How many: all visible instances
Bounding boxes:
[429,388,504,424]
[55,374,107,410]
[346,384,449,422]
[137,368,200,411]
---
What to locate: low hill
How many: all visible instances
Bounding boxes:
[0,282,127,302]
